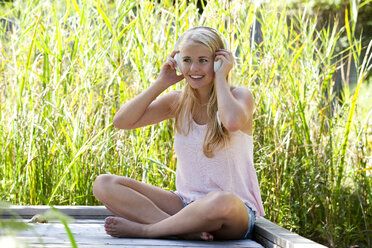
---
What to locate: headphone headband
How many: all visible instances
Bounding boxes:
[174,26,229,51]
[206,27,230,51]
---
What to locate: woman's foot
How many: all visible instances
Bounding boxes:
[104,216,144,238]
[104,216,214,241]
[180,232,214,241]
[201,232,214,241]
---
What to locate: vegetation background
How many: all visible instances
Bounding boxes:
[0,0,371,247]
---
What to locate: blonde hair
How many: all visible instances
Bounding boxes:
[172,26,230,158]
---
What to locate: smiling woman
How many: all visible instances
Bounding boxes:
[93,26,263,241]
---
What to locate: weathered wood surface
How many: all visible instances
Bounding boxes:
[254,217,327,248]
[1,206,327,248]
[6,220,263,247]
[1,205,113,219]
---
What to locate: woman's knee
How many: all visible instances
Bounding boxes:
[93,174,126,198]
[204,191,243,220]
[93,174,113,198]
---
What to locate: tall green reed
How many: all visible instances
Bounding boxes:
[250,2,371,247]
[0,0,370,247]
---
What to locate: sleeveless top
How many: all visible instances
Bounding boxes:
[174,118,265,217]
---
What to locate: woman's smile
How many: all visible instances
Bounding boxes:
[189,75,204,80]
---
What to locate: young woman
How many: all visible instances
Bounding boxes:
[93,26,265,241]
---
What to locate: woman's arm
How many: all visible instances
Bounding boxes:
[113,51,184,130]
[214,49,254,132]
[215,81,254,133]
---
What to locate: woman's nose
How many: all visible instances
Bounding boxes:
[190,62,198,72]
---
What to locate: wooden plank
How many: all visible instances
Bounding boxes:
[254,217,327,248]
[1,206,113,219]
[254,233,281,248]
[10,222,264,247]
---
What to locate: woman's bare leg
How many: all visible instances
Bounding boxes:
[104,191,249,240]
[93,174,184,224]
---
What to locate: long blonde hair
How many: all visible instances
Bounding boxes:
[172,27,230,158]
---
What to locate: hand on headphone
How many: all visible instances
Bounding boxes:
[214,49,234,77]
[158,50,184,87]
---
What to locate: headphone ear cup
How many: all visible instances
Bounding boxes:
[214,60,222,72]
[174,53,182,74]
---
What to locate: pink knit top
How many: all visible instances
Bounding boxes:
[174,118,265,217]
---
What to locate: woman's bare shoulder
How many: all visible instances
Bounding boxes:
[167,90,182,103]
[166,90,182,114]
[230,86,254,105]
[169,89,182,96]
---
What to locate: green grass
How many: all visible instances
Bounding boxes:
[0,0,371,247]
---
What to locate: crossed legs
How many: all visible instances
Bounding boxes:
[93,174,249,240]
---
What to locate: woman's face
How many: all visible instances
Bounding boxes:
[179,40,214,90]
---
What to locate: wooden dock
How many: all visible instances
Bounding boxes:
[1,206,327,248]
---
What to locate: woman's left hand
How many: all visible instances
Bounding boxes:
[214,49,234,78]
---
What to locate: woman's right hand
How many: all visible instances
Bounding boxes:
[157,50,184,87]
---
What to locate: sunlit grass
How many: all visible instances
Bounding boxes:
[0,0,371,247]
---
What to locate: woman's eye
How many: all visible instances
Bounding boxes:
[183,58,191,63]
[200,59,208,63]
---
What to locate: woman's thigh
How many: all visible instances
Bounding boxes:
[95,174,184,216]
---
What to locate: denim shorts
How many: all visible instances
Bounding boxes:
[173,192,190,207]
[172,192,256,239]
[243,203,256,239]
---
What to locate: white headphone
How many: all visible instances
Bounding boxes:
[174,27,230,74]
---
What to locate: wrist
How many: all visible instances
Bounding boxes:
[215,74,228,85]
[153,79,171,91]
